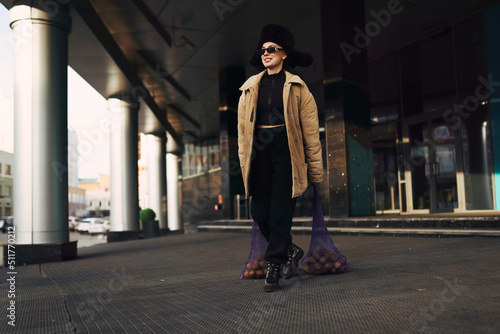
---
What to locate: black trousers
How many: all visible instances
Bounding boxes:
[250,126,297,264]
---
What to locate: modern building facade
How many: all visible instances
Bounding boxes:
[68,129,86,217]
[1,0,500,263]
[79,175,111,217]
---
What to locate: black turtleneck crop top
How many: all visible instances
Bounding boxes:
[256,69,286,126]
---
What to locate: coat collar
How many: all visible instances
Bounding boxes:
[239,70,305,91]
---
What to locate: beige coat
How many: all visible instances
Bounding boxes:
[238,70,323,198]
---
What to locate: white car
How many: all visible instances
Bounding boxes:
[68,216,80,231]
[76,218,104,234]
[88,220,111,234]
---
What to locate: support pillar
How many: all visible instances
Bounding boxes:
[145,133,167,233]
[321,0,375,217]
[219,67,245,219]
[166,133,182,232]
[107,98,140,242]
[2,3,77,266]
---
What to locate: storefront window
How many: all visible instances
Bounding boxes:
[182,136,220,177]
[461,107,495,210]
[373,141,400,211]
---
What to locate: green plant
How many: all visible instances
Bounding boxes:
[139,208,156,222]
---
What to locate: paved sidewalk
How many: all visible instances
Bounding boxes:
[1,232,499,333]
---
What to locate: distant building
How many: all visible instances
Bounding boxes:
[138,133,148,210]
[79,174,110,217]
[0,150,13,217]
[68,129,86,217]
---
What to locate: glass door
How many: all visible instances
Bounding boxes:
[406,121,431,212]
[429,120,458,212]
[401,116,459,213]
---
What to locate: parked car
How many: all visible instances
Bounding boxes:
[0,216,14,233]
[88,219,111,234]
[76,218,104,234]
[68,216,80,231]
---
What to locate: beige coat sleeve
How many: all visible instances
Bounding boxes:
[299,85,324,184]
[237,91,246,161]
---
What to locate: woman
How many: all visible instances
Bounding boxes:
[238,24,323,292]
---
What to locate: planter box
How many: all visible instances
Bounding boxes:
[141,220,160,238]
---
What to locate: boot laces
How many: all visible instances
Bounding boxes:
[267,263,280,280]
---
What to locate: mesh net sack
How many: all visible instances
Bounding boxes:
[240,221,269,279]
[301,184,349,275]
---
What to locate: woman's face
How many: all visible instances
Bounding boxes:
[261,41,286,72]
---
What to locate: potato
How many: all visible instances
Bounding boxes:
[246,263,252,270]
[334,260,342,269]
[256,269,264,277]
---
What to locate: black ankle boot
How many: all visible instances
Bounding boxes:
[264,262,280,292]
[283,244,304,279]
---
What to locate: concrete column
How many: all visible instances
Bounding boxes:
[1,3,77,266]
[10,4,71,244]
[321,0,375,217]
[108,98,140,240]
[219,67,245,219]
[145,133,167,232]
[166,133,182,232]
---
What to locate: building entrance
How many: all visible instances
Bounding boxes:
[402,115,460,213]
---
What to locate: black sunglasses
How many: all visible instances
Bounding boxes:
[256,46,284,56]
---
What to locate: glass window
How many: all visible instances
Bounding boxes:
[5,164,11,176]
[0,163,2,174]
[195,145,202,174]
[373,141,400,211]
[460,106,494,210]
[201,141,208,171]
[212,138,220,168]
[400,28,456,116]
[369,52,400,124]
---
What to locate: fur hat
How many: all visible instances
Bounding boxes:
[249,24,313,69]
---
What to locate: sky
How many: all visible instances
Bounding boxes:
[0,4,110,179]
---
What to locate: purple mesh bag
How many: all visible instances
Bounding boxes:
[240,221,269,279]
[301,184,349,275]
